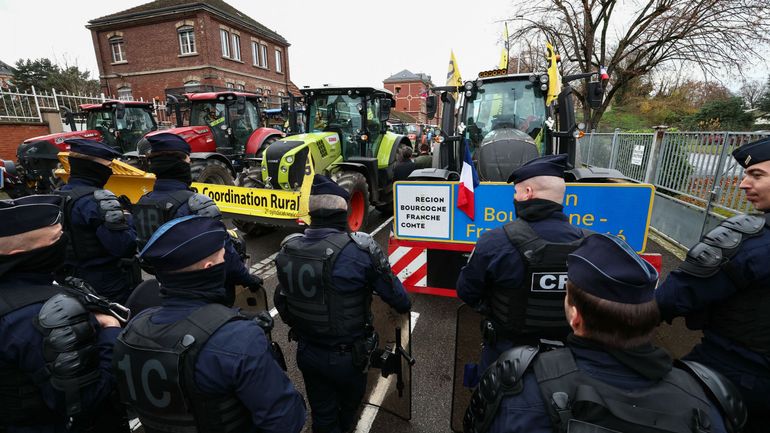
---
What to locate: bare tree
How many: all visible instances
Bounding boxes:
[740,79,767,109]
[507,0,770,128]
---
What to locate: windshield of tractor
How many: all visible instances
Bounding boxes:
[463,79,546,147]
[190,102,227,127]
[308,94,363,158]
[228,99,261,150]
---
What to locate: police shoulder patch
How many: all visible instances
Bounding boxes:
[188,193,221,219]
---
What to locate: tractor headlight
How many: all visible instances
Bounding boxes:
[464,81,474,91]
[280,166,288,173]
[465,90,473,97]
[286,155,294,163]
[540,84,548,91]
[261,165,267,172]
[540,74,549,84]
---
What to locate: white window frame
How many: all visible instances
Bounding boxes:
[236,84,245,91]
[110,37,126,63]
[178,26,196,55]
[251,41,259,66]
[231,34,241,61]
[259,44,268,68]
[275,49,283,73]
[220,29,231,58]
[117,87,132,100]
[226,82,235,89]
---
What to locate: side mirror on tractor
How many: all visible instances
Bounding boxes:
[379,98,392,122]
[426,95,437,120]
[587,81,604,110]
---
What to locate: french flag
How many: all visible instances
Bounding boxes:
[457,141,480,220]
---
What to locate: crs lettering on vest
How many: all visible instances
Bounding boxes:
[114,350,186,413]
[530,272,568,292]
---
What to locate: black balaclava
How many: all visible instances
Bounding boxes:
[310,208,349,231]
[0,233,69,278]
[149,155,193,185]
[158,262,227,304]
[514,198,563,222]
[69,157,112,187]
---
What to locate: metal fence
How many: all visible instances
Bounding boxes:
[580,129,770,248]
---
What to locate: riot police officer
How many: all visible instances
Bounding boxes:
[56,138,138,303]
[0,195,125,432]
[274,175,412,433]
[656,136,770,433]
[134,132,262,304]
[115,215,306,433]
[457,154,591,374]
[464,234,744,433]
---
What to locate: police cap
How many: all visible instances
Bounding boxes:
[311,174,350,201]
[732,136,770,168]
[146,132,191,155]
[139,215,227,272]
[64,138,121,160]
[0,195,63,237]
[567,234,658,304]
[507,154,568,184]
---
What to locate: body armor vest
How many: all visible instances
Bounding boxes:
[57,186,110,261]
[680,214,770,354]
[534,349,718,433]
[0,284,71,426]
[113,304,252,433]
[134,190,194,249]
[275,232,371,342]
[487,219,588,339]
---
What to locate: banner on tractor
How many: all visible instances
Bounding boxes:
[393,181,655,252]
[190,182,309,220]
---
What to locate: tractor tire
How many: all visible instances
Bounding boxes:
[337,171,370,232]
[232,171,275,237]
[190,159,234,185]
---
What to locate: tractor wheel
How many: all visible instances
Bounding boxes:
[190,159,234,185]
[232,170,275,237]
[337,171,370,232]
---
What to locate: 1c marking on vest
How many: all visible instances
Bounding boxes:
[531,272,568,292]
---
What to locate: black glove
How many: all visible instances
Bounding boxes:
[253,310,274,333]
[247,274,263,293]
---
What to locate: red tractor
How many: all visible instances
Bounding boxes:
[142,91,285,184]
[14,100,157,196]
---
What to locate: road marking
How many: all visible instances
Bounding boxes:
[355,311,420,433]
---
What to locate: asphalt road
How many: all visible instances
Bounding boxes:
[234,211,700,433]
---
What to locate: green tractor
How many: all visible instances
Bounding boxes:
[234,86,411,234]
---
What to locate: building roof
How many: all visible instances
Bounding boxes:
[0,60,15,76]
[88,0,288,45]
[384,69,432,84]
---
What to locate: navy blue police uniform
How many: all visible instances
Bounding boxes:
[656,136,770,433]
[56,139,137,304]
[457,154,589,374]
[465,234,743,433]
[114,216,305,433]
[274,175,412,433]
[134,133,261,304]
[0,195,125,433]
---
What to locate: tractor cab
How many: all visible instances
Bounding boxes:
[186,93,263,155]
[80,101,157,153]
[303,87,393,161]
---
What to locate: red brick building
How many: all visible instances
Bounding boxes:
[383,70,436,125]
[87,0,300,102]
[0,60,14,89]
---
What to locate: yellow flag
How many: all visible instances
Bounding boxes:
[446,50,463,88]
[498,23,509,71]
[545,42,562,106]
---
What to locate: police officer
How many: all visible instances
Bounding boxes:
[0,195,125,432]
[457,154,590,374]
[464,234,744,433]
[56,138,138,304]
[656,136,770,433]
[115,215,306,433]
[135,132,262,305]
[274,175,412,433]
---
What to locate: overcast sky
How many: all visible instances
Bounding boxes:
[0,0,766,90]
[0,0,516,88]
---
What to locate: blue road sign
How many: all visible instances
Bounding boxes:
[394,182,655,252]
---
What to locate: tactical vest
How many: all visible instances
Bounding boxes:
[487,219,589,339]
[680,214,770,354]
[275,232,372,342]
[134,190,195,249]
[113,304,252,433]
[534,349,719,433]
[56,186,110,261]
[0,284,65,426]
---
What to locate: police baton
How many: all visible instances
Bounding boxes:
[62,277,132,325]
